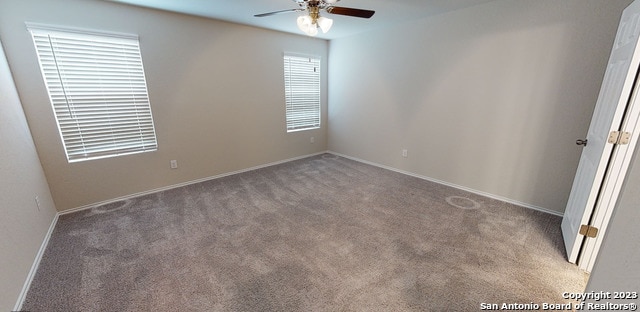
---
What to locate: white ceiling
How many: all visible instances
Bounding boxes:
[105,0,497,39]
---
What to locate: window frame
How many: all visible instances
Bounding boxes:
[27,23,158,163]
[283,53,322,132]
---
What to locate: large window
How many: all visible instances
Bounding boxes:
[283,54,321,132]
[28,24,157,162]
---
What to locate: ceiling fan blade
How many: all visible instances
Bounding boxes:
[326,6,375,18]
[254,9,302,17]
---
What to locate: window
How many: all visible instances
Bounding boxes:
[28,24,157,162]
[283,54,321,132]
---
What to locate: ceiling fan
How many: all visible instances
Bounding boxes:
[254,0,375,36]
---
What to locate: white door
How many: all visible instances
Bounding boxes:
[578,69,640,271]
[561,0,640,264]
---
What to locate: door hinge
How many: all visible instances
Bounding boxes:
[579,224,599,238]
[608,131,632,145]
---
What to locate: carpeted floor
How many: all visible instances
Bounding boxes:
[22,154,588,311]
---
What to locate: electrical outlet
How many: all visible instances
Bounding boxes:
[35,195,41,211]
[170,160,178,169]
[402,149,408,158]
[310,137,315,144]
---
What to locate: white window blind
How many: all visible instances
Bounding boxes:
[284,54,321,132]
[28,25,157,162]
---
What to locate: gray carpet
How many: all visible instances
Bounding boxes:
[22,154,587,311]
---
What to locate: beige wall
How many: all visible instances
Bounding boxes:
[0,39,57,311]
[327,0,631,214]
[0,0,329,211]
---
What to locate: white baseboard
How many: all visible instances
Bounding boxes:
[60,150,563,217]
[60,151,330,215]
[328,151,564,217]
[14,212,59,311]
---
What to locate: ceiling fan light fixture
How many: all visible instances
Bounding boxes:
[317,16,333,33]
[296,15,318,36]
[297,15,311,30]
[256,1,374,37]
[306,25,319,36]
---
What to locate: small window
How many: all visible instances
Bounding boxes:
[283,54,321,132]
[28,24,157,162]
